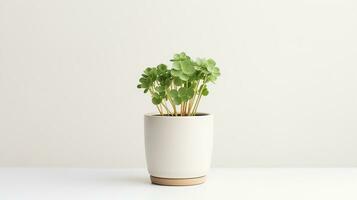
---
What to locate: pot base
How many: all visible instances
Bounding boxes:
[150,175,206,186]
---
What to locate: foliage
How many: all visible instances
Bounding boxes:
[137,52,220,116]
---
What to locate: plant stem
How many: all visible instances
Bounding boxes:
[192,94,202,115]
[180,103,183,116]
[192,78,207,115]
[185,101,188,115]
[187,98,194,115]
[169,98,177,116]
[182,102,185,116]
[156,105,163,115]
[159,104,164,115]
[149,87,163,115]
[166,89,177,116]
[183,103,185,116]
[182,102,184,116]
[161,102,172,115]
[188,80,200,115]
[185,101,189,115]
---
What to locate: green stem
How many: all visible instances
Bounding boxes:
[192,94,202,115]
[149,87,163,115]
[156,105,163,115]
[192,78,207,115]
[180,103,183,116]
[188,80,200,115]
[166,89,177,116]
[161,102,172,115]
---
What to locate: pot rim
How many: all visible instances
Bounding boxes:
[145,112,212,118]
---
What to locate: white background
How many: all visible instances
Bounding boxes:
[0,0,356,167]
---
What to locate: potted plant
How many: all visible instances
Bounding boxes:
[137,52,221,186]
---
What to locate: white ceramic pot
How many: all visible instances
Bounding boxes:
[144,113,213,186]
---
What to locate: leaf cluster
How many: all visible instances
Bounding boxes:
[137,52,220,116]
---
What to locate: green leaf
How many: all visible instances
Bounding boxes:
[213,72,221,77]
[195,58,205,66]
[212,67,220,76]
[164,79,171,87]
[190,82,197,90]
[144,67,152,75]
[173,77,182,86]
[141,82,149,88]
[144,88,149,93]
[152,97,162,105]
[139,78,146,83]
[156,86,165,92]
[194,65,202,70]
[207,58,216,67]
[173,54,181,60]
[205,59,216,73]
[173,96,182,105]
[139,77,150,88]
[150,68,158,77]
[187,87,194,98]
[168,89,178,97]
[179,52,189,59]
[179,73,189,81]
[181,95,189,102]
[178,87,187,97]
[157,64,167,72]
[207,64,215,73]
[181,61,195,75]
[159,91,166,97]
[178,87,191,102]
[171,69,182,77]
[172,62,181,70]
[137,84,142,88]
[208,75,217,82]
[202,87,209,96]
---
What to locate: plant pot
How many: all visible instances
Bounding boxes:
[144,113,213,186]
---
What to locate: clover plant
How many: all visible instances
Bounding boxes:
[137,52,220,116]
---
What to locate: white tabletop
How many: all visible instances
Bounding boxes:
[0,168,356,200]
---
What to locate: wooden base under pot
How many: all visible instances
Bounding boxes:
[150,176,206,186]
